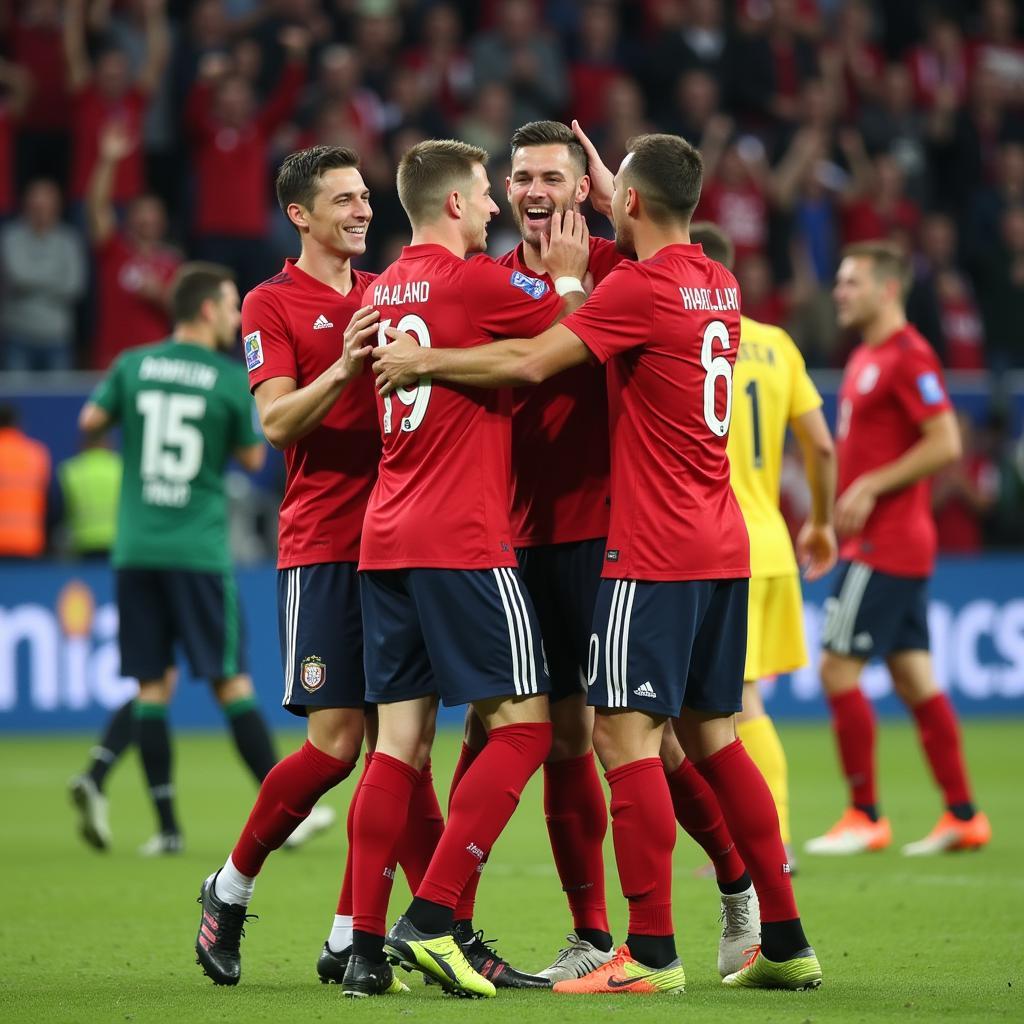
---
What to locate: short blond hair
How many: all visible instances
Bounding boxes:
[397,139,489,227]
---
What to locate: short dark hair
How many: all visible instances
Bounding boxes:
[397,139,489,226]
[510,120,587,176]
[689,221,735,269]
[841,240,912,296]
[170,262,235,324]
[275,144,361,215]
[622,133,703,225]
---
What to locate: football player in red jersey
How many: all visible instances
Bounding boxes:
[347,139,590,998]
[374,133,821,994]
[194,146,445,989]
[806,241,991,858]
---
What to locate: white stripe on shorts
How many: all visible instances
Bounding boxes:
[827,562,872,655]
[502,568,538,694]
[493,568,525,696]
[283,567,301,705]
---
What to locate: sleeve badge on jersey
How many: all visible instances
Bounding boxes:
[244,330,264,371]
[917,371,945,405]
[509,270,549,300]
[300,655,326,693]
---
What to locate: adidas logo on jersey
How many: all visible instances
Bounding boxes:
[633,681,657,699]
[312,314,334,330]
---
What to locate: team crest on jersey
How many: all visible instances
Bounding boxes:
[856,363,879,394]
[509,271,549,300]
[244,331,264,371]
[300,655,326,693]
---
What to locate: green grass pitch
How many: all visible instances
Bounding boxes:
[1,721,1020,1023]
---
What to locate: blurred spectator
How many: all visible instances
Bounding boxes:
[63,0,170,209]
[379,66,449,144]
[0,403,50,558]
[933,412,999,553]
[820,0,884,120]
[964,139,1024,264]
[401,3,473,121]
[471,0,567,125]
[353,6,403,99]
[0,179,85,371]
[7,0,70,185]
[0,59,31,221]
[635,0,733,120]
[567,0,623,128]
[841,151,921,245]
[185,26,309,294]
[591,74,654,171]
[299,45,382,156]
[736,251,789,325]
[55,436,122,559]
[732,0,819,126]
[87,122,179,370]
[908,9,969,110]
[975,204,1024,369]
[859,62,931,201]
[967,0,1024,108]
[909,212,986,370]
[458,81,514,157]
[696,131,773,261]
[661,68,723,143]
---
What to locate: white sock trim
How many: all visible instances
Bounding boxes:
[214,855,255,906]
[328,914,353,953]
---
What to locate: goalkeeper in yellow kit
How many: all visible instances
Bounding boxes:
[691,223,838,856]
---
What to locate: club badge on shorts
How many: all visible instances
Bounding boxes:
[300,655,327,693]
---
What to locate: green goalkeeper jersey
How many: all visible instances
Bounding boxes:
[90,338,263,572]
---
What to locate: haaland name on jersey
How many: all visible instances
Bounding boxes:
[679,285,740,312]
[373,280,431,305]
[138,355,219,390]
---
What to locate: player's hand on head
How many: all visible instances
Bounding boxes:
[834,475,877,539]
[796,521,838,581]
[571,119,613,215]
[373,327,421,395]
[539,209,590,282]
[338,305,379,378]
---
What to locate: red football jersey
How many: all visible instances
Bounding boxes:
[92,233,180,370]
[562,243,750,581]
[493,236,626,546]
[836,324,953,576]
[243,260,381,568]
[359,244,562,570]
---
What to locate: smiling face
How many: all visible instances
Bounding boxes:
[461,161,500,253]
[507,143,588,252]
[295,165,372,258]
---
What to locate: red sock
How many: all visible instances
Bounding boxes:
[417,722,551,910]
[606,758,675,936]
[911,694,973,808]
[696,740,797,923]
[450,742,483,920]
[395,760,445,892]
[231,740,353,877]
[352,751,420,936]
[665,758,746,884]
[543,752,609,933]
[828,689,877,808]
[337,753,373,916]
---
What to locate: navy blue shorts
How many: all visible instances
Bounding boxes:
[517,538,604,703]
[587,577,749,718]
[278,562,366,717]
[360,567,550,707]
[822,560,929,660]
[116,568,247,682]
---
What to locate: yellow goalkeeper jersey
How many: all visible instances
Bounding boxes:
[727,316,822,578]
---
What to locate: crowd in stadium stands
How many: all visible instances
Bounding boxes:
[1,0,1023,553]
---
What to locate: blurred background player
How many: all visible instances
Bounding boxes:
[69,262,276,856]
[373,133,822,994]
[0,402,50,557]
[195,146,444,989]
[807,241,991,857]
[452,119,624,984]
[687,221,838,865]
[347,139,588,998]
